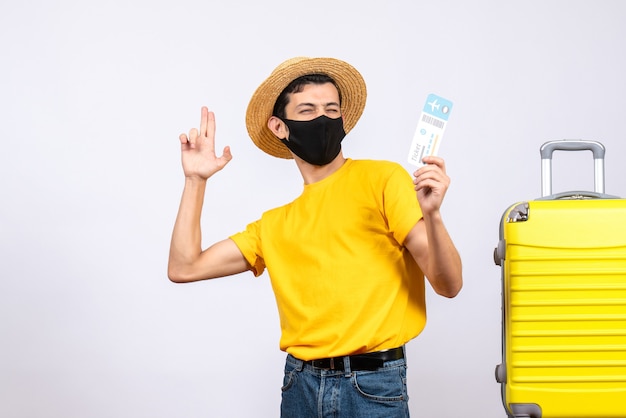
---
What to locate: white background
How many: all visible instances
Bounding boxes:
[2,1,626,417]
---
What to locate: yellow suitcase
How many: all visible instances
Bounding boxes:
[494,140,626,418]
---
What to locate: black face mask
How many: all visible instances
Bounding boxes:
[280,115,346,166]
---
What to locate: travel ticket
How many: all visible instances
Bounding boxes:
[407,93,453,167]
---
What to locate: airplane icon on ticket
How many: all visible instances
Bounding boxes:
[428,98,440,112]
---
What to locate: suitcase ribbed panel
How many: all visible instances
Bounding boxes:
[503,200,626,418]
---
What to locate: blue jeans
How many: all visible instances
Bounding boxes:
[280,351,410,418]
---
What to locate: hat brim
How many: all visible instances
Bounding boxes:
[245,57,367,159]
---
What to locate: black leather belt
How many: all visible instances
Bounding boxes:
[304,347,404,371]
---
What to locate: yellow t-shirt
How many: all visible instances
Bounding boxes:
[230,159,426,361]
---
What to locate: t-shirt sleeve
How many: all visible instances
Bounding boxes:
[229,219,266,277]
[384,165,423,245]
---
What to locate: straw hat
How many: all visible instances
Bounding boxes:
[245,57,367,159]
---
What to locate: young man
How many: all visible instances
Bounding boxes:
[168,57,462,417]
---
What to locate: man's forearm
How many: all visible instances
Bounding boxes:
[168,177,208,281]
[422,212,463,298]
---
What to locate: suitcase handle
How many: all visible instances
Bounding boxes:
[539,139,605,197]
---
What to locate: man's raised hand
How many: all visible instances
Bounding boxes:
[178,107,232,180]
[412,156,450,217]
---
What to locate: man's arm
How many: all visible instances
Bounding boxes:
[167,107,250,283]
[404,217,462,297]
[404,156,462,297]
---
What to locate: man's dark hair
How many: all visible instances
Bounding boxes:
[272,74,342,119]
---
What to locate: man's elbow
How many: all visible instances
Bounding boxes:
[168,261,220,283]
[167,270,184,284]
[436,283,462,298]
[432,275,463,298]
[167,264,193,283]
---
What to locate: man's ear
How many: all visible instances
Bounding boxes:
[267,116,288,140]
